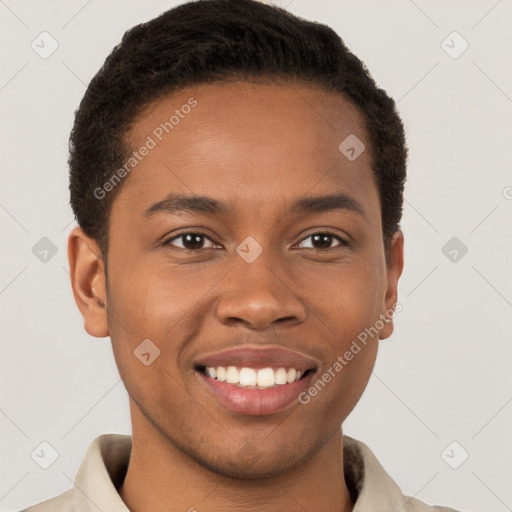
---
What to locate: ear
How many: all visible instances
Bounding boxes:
[379,230,404,340]
[67,227,109,338]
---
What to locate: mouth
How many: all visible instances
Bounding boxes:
[193,346,318,415]
[195,364,315,389]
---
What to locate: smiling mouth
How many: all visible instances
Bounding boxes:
[195,365,315,390]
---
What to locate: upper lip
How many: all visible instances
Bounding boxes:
[193,345,319,372]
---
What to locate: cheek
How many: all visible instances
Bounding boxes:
[296,254,386,332]
[105,256,219,383]
[299,329,378,428]
[292,256,384,418]
[106,256,190,333]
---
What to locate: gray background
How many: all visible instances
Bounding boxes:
[1,0,511,510]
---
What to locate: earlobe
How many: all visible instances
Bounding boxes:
[380,230,404,340]
[67,227,109,338]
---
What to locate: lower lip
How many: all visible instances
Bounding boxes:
[196,370,315,416]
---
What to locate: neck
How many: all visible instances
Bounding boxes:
[119,400,354,512]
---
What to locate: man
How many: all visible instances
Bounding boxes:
[22,0,461,510]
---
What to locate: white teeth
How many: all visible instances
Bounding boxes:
[239,367,257,386]
[216,366,226,382]
[226,366,239,384]
[257,367,275,387]
[275,368,287,385]
[286,368,297,383]
[204,366,305,388]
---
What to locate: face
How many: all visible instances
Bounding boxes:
[70,79,403,478]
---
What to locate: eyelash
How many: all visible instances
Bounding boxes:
[162,230,349,253]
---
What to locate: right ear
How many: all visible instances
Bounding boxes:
[67,227,109,338]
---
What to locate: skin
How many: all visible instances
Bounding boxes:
[68,79,404,512]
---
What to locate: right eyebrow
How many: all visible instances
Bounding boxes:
[143,193,232,218]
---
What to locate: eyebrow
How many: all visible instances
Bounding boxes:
[143,192,367,220]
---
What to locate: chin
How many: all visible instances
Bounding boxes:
[183,438,314,480]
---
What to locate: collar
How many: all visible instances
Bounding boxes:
[65,433,445,511]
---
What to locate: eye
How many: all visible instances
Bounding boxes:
[163,230,348,253]
[294,231,348,251]
[163,231,221,251]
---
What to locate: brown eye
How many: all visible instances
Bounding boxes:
[164,232,218,251]
[295,232,347,250]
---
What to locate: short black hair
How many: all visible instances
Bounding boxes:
[69,0,407,259]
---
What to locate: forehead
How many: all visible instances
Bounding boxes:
[116,80,376,216]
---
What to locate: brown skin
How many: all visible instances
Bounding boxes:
[68,80,404,512]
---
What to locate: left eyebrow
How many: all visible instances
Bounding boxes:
[288,193,367,221]
[143,192,367,221]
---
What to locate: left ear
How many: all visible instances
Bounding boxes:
[379,230,404,340]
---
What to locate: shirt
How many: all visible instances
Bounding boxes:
[21,433,460,512]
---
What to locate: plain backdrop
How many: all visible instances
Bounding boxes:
[1,1,511,511]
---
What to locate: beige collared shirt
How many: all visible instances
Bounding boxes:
[21,434,460,512]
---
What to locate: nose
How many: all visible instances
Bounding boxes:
[216,254,307,330]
